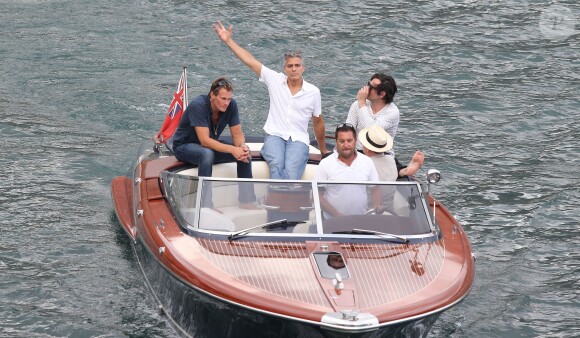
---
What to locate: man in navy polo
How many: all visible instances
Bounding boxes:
[172,77,256,209]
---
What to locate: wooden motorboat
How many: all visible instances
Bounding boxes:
[111,137,475,337]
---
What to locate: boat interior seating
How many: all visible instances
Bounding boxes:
[177,161,319,233]
[172,143,423,235]
[178,160,318,181]
[177,141,320,180]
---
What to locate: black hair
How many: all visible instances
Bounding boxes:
[335,123,357,140]
[370,73,397,104]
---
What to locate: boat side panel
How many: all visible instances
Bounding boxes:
[143,156,184,179]
[111,176,136,239]
[430,196,476,298]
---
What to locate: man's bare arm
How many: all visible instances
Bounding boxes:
[312,116,329,154]
[213,21,262,77]
[399,151,424,177]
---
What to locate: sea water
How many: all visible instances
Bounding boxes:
[1,0,578,337]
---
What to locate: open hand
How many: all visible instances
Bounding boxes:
[406,151,425,177]
[212,20,233,42]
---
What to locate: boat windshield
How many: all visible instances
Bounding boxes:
[161,172,435,240]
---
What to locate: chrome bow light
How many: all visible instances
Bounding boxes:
[427,169,441,184]
[426,169,442,226]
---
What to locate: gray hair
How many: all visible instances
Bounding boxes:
[283,50,304,66]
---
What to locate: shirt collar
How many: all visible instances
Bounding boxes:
[335,151,357,166]
[283,76,305,92]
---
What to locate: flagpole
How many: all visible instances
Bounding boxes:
[183,66,188,111]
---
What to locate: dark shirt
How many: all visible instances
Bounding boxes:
[395,157,408,180]
[172,95,240,148]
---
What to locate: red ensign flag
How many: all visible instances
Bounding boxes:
[157,68,188,143]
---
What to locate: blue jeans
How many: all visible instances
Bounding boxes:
[260,135,309,180]
[173,142,256,207]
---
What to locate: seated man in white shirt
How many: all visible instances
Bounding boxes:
[213,21,330,180]
[315,124,382,218]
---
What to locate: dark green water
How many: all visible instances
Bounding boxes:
[1,0,578,337]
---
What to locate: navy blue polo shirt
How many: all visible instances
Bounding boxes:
[172,95,240,148]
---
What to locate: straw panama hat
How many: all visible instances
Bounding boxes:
[359,125,393,153]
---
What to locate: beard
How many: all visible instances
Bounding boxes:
[338,147,354,159]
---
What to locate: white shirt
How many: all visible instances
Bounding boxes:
[260,65,322,146]
[315,152,379,218]
[345,100,399,151]
[370,153,398,182]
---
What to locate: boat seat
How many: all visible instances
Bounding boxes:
[219,207,268,231]
[174,144,321,232]
[177,141,320,180]
[292,221,317,234]
[182,207,236,231]
[182,206,268,232]
[245,142,323,161]
[178,161,318,181]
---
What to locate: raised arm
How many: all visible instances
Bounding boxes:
[213,21,263,77]
[398,151,424,178]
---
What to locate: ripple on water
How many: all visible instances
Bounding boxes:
[1,0,579,337]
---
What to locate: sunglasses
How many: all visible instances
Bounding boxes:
[367,81,381,91]
[336,123,354,129]
[335,123,356,138]
[212,78,233,92]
